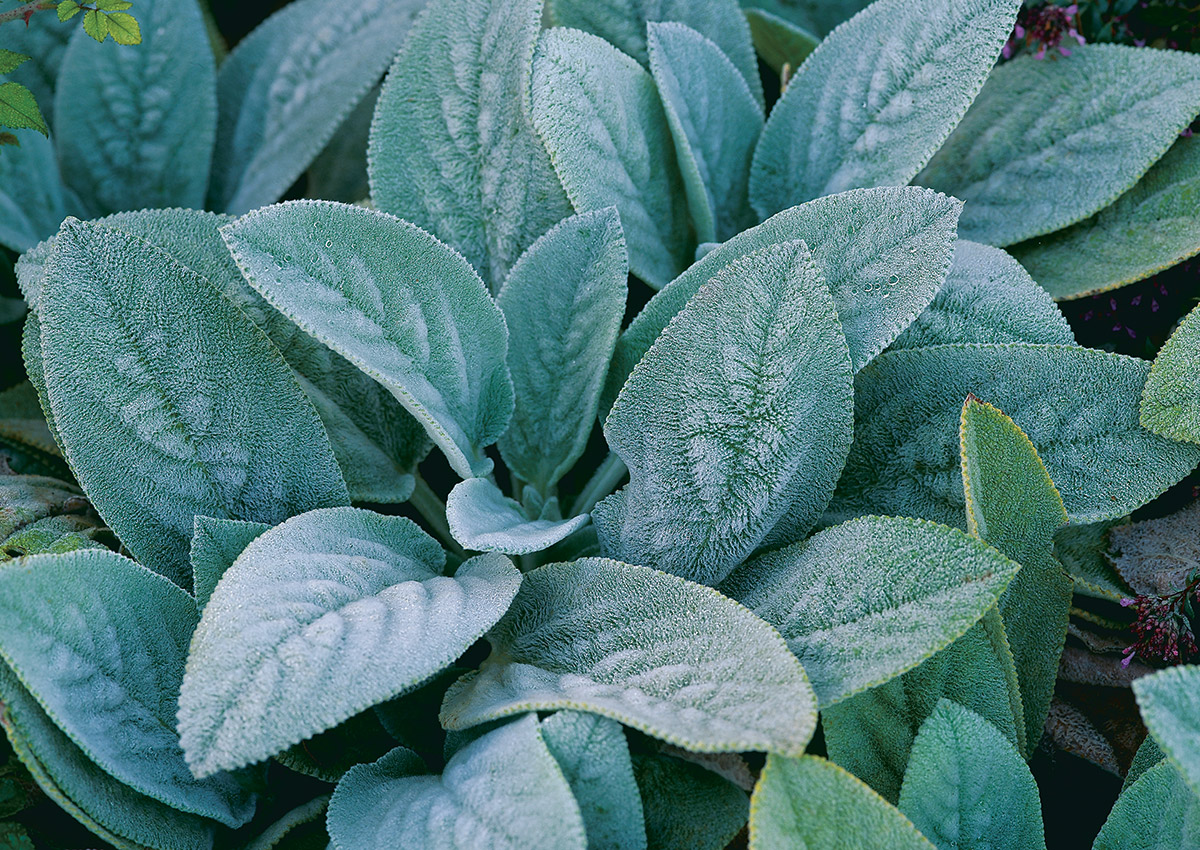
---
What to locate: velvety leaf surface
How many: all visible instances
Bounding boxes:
[1010,136,1200,300]
[1141,303,1200,444]
[750,0,1018,215]
[38,219,349,585]
[1108,503,1200,596]
[1132,665,1200,798]
[917,45,1200,246]
[605,187,960,410]
[178,507,521,778]
[0,130,75,252]
[0,661,216,850]
[327,716,587,849]
[0,551,253,826]
[530,27,691,289]
[446,478,589,555]
[221,200,513,479]
[497,208,627,496]
[823,610,1025,801]
[595,240,853,584]
[898,700,1046,850]
[441,558,818,756]
[1093,760,1200,849]
[890,241,1075,350]
[647,22,763,243]
[1054,519,1133,601]
[368,0,571,291]
[210,0,421,214]
[189,516,269,614]
[55,0,216,214]
[547,0,762,106]
[542,712,647,850]
[744,9,818,75]
[723,516,1019,707]
[960,397,1073,753]
[1125,735,1166,791]
[634,753,747,850]
[749,755,934,850]
[828,344,1200,527]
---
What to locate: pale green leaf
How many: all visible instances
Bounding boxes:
[595,240,853,585]
[605,187,961,411]
[898,700,1046,850]
[634,753,747,850]
[827,344,1200,527]
[0,130,79,251]
[210,0,422,214]
[105,12,141,45]
[1142,302,1200,444]
[1053,519,1132,602]
[39,218,349,585]
[1093,761,1200,849]
[1010,136,1200,300]
[1125,735,1166,791]
[647,22,763,243]
[750,0,1018,215]
[189,516,269,613]
[497,208,627,496]
[530,27,691,289]
[0,50,29,75]
[221,200,513,479]
[446,478,589,555]
[58,1,81,21]
[890,240,1075,350]
[82,9,108,42]
[368,0,570,291]
[0,661,217,850]
[178,507,521,778]
[327,716,587,850]
[0,551,254,826]
[749,755,934,850]
[543,712,647,850]
[1133,665,1200,799]
[960,396,1073,753]
[56,0,216,213]
[744,9,818,75]
[722,516,1020,708]
[547,0,763,107]
[94,0,132,10]
[823,609,1025,801]
[441,558,818,756]
[917,45,1200,246]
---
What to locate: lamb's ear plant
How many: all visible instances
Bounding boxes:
[3,0,1200,847]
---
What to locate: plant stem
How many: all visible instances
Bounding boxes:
[569,452,627,517]
[0,2,56,27]
[410,475,464,557]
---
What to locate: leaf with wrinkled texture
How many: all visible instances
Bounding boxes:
[1108,503,1200,596]
[1093,761,1200,849]
[890,241,1074,350]
[497,208,627,496]
[547,0,762,106]
[647,22,763,243]
[917,45,1200,246]
[327,716,586,850]
[222,200,513,479]
[369,0,570,291]
[827,344,1200,528]
[189,516,269,614]
[39,218,349,585]
[634,753,747,850]
[744,9,818,75]
[750,0,1018,215]
[441,558,818,757]
[898,700,1046,850]
[595,240,853,584]
[543,712,647,850]
[1125,735,1166,791]
[531,27,691,289]
[0,130,76,252]
[210,0,421,214]
[749,755,935,850]
[178,507,520,778]
[823,609,1025,801]
[960,396,1072,754]
[605,187,960,411]
[0,551,254,826]
[1054,519,1132,601]
[1133,665,1200,799]
[446,478,589,555]
[55,0,216,214]
[1010,136,1200,300]
[723,516,1019,708]
[1141,303,1200,444]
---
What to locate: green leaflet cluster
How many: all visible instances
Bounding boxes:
[2,0,1200,847]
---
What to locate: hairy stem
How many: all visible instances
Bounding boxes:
[569,452,628,517]
[411,475,464,557]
